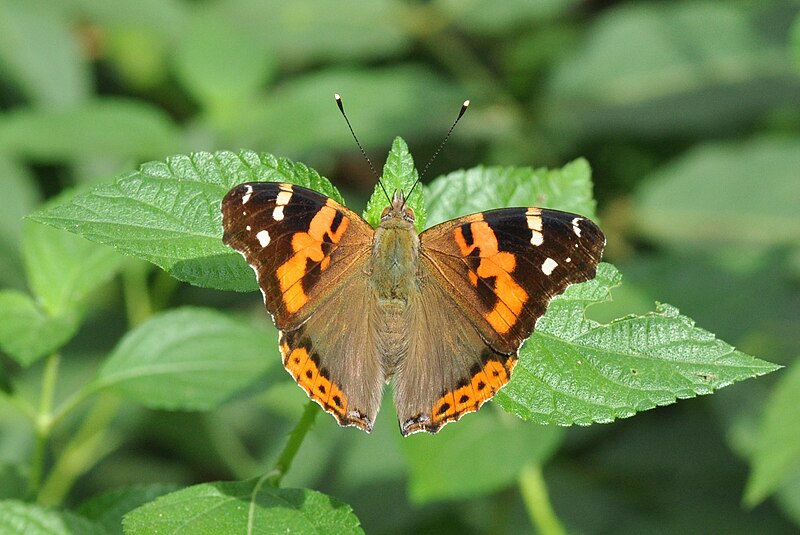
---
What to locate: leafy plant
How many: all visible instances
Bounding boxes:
[1,0,798,533]
[0,138,775,533]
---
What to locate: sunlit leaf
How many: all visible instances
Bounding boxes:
[425,158,598,226]
[363,137,425,231]
[123,478,363,534]
[78,484,178,535]
[30,151,341,291]
[496,263,779,425]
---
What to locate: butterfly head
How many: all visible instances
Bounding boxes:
[380,190,415,223]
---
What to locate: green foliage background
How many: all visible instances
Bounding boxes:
[0,0,799,533]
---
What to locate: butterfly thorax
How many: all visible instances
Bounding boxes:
[370,191,420,373]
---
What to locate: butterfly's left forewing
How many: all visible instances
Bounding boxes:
[221,182,383,431]
[393,207,605,434]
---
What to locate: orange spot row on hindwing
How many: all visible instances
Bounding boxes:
[281,341,348,418]
[430,356,516,426]
[453,221,529,333]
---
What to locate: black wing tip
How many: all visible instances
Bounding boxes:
[337,410,374,433]
[400,415,440,437]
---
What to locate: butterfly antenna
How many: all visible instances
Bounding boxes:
[406,99,470,201]
[335,93,391,204]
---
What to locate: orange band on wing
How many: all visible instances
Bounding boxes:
[276,204,349,313]
[282,341,348,418]
[454,222,529,333]
[430,356,517,426]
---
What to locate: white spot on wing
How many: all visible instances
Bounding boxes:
[241,184,253,204]
[245,225,251,231]
[565,257,572,263]
[571,217,582,237]
[273,206,285,221]
[256,230,271,247]
[526,208,544,246]
[276,190,292,206]
[542,257,558,275]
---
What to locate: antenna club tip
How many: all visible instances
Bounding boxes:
[463,99,470,107]
[334,93,341,100]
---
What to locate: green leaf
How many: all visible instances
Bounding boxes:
[496,263,780,425]
[22,218,125,316]
[0,99,180,162]
[544,2,800,138]
[95,307,275,410]
[0,500,104,535]
[0,290,80,366]
[424,158,598,227]
[0,0,89,107]
[174,11,276,109]
[78,484,178,535]
[363,137,425,231]
[745,359,800,505]
[122,478,363,535]
[30,151,341,291]
[402,407,562,503]
[634,137,800,253]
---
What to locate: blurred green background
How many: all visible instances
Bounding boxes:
[1,0,799,533]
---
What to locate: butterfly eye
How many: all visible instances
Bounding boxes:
[380,206,391,219]
[403,205,415,221]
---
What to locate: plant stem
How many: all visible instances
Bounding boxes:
[49,381,103,429]
[38,394,122,506]
[519,463,567,535]
[267,401,318,486]
[29,353,61,494]
[37,263,155,503]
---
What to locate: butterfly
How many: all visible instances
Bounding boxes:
[221,178,605,435]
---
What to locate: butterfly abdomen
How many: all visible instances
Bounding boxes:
[370,215,421,375]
